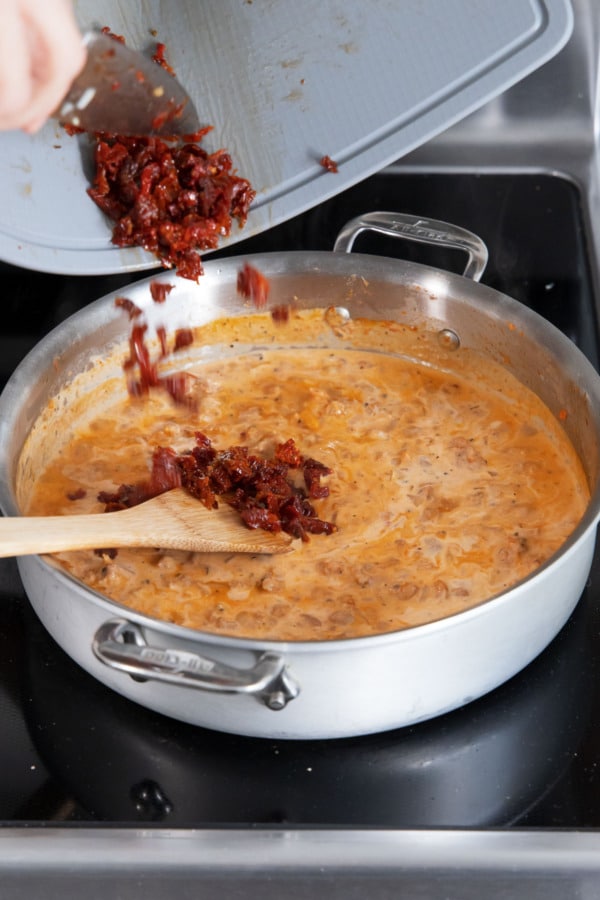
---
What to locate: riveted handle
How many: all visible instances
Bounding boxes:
[333,211,488,282]
[92,618,300,710]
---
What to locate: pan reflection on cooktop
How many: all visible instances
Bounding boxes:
[18,590,593,827]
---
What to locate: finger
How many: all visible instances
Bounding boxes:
[0,5,37,130]
[21,113,48,134]
[20,0,86,131]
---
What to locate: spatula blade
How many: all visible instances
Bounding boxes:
[56,30,201,136]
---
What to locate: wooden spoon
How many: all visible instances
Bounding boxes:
[0,489,292,558]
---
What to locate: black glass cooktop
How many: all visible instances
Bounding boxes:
[0,170,598,827]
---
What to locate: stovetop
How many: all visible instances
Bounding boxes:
[0,170,599,829]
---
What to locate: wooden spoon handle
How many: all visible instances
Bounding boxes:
[0,493,292,557]
[0,509,137,558]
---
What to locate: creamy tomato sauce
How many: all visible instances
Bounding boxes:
[24,329,589,642]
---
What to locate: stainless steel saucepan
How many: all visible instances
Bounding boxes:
[1,212,599,740]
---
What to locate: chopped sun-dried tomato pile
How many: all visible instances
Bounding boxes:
[98,435,336,541]
[87,134,256,281]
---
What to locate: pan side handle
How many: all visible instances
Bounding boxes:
[333,211,489,282]
[92,618,300,710]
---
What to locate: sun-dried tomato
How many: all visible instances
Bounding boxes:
[98,447,182,514]
[116,295,196,408]
[237,262,270,309]
[155,324,167,357]
[275,438,304,468]
[303,457,332,499]
[115,296,143,319]
[100,26,125,43]
[88,134,256,281]
[161,372,198,407]
[319,155,339,173]
[236,264,291,324]
[271,304,290,325]
[100,434,335,540]
[149,281,174,303]
[152,42,175,76]
[173,328,194,351]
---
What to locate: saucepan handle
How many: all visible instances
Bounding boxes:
[92,618,300,710]
[333,211,489,282]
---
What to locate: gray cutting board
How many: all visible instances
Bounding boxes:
[0,0,573,274]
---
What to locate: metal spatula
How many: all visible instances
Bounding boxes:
[56,30,201,136]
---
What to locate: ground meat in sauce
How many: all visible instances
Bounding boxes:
[25,321,590,642]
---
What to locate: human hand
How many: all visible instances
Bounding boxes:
[0,0,86,133]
